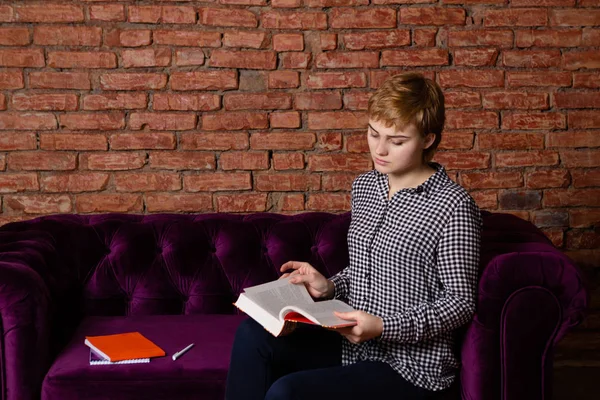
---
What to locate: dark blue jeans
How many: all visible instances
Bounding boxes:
[225,318,449,400]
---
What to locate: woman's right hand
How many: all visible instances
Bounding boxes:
[280,261,334,300]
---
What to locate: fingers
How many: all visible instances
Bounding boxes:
[334,311,358,321]
[280,261,312,273]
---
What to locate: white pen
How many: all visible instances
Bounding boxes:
[172,343,194,361]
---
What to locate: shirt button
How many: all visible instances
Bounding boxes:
[364,272,370,278]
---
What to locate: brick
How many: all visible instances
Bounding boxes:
[571,169,600,188]
[220,151,269,170]
[321,174,355,191]
[272,0,302,7]
[295,92,342,110]
[0,49,44,67]
[280,53,311,69]
[41,173,109,193]
[0,94,5,110]
[439,70,504,88]
[59,113,125,131]
[34,26,101,46]
[129,6,196,24]
[482,92,548,110]
[280,193,305,211]
[308,111,367,130]
[562,50,600,70]
[224,93,291,110]
[342,30,409,50]
[5,195,72,214]
[382,48,448,66]
[153,93,220,111]
[306,0,368,5]
[320,33,337,50]
[256,173,320,192]
[104,29,152,47]
[100,73,167,90]
[554,92,600,109]
[76,194,143,213]
[400,7,465,26]
[122,49,170,68]
[470,190,497,210]
[460,172,523,189]
[550,10,600,26]
[12,94,78,111]
[8,151,76,170]
[15,4,83,22]
[240,71,267,92]
[0,113,57,130]
[0,27,30,45]
[174,50,205,66]
[273,153,305,170]
[307,193,350,211]
[220,0,267,4]
[199,7,257,27]
[268,71,299,89]
[526,169,570,189]
[484,9,547,27]
[223,31,267,49]
[583,28,600,46]
[516,29,581,47]
[438,131,474,150]
[40,134,107,151]
[262,11,327,29]
[273,34,304,51]
[306,72,367,89]
[544,189,600,207]
[115,172,181,192]
[30,72,90,90]
[90,4,125,21]
[454,48,498,67]
[270,112,300,128]
[129,113,197,131]
[444,92,481,108]
[110,133,176,150]
[80,152,146,171]
[448,29,513,47]
[508,71,571,87]
[216,193,267,212]
[532,210,569,228]
[0,174,38,193]
[251,132,315,150]
[566,230,600,250]
[570,209,600,228]
[180,132,249,150]
[171,71,237,91]
[495,151,559,167]
[316,51,379,69]
[316,132,343,151]
[308,154,370,171]
[146,194,213,213]
[501,112,565,130]
[413,29,436,47]
[202,112,268,130]
[331,8,396,28]
[445,111,498,129]
[184,172,251,191]
[568,111,600,129]
[432,152,490,170]
[210,50,276,70]
[0,132,36,150]
[499,190,541,210]
[560,150,600,167]
[479,133,544,150]
[48,51,116,69]
[0,70,23,89]
[83,93,147,110]
[371,70,435,89]
[148,152,216,170]
[153,30,221,47]
[503,49,560,68]
[0,5,13,22]
[343,92,372,110]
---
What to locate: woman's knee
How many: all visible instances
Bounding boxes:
[232,318,272,353]
[264,375,297,400]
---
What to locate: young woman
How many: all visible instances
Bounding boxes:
[225,72,483,400]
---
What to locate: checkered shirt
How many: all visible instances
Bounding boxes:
[329,162,482,391]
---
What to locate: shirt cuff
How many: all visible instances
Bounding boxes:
[329,274,349,300]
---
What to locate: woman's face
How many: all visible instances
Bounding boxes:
[367,118,434,176]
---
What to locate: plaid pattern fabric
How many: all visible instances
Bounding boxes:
[329,162,482,391]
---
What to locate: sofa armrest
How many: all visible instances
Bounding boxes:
[460,244,588,400]
[0,231,57,400]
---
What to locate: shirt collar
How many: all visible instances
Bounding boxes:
[375,162,448,201]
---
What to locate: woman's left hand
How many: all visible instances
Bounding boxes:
[332,311,384,344]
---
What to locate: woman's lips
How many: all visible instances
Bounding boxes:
[375,158,388,165]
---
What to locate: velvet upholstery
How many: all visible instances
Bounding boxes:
[0,211,588,400]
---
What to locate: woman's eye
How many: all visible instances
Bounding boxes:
[393,142,403,145]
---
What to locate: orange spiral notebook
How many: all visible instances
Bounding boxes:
[84,332,165,362]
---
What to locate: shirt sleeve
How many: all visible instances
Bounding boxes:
[378,199,482,343]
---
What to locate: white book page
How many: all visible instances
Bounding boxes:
[243,277,313,318]
[281,300,356,327]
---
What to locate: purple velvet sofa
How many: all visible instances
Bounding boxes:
[0,210,588,400]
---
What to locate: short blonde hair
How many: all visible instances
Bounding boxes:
[367,72,445,162]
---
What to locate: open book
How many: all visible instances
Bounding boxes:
[234,277,357,337]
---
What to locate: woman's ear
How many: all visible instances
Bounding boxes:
[423,133,436,150]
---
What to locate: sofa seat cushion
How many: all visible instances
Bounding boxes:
[42,314,248,400]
